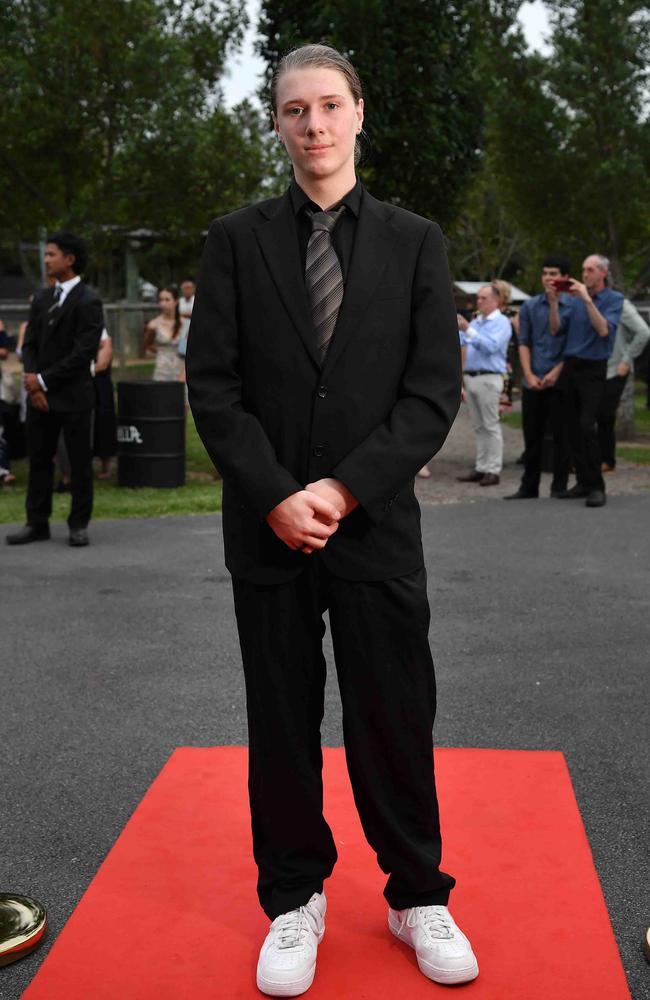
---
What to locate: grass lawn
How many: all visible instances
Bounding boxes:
[501,410,522,430]
[501,381,650,464]
[0,413,222,525]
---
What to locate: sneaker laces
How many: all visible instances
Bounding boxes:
[408,905,454,939]
[274,903,320,951]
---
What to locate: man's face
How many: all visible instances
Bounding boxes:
[541,266,562,291]
[273,66,363,191]
[582,256,607,292]
[44,243,75,281]
[181,281,195,300]
[476,287,498,317]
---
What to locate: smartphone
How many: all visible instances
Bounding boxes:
[552,279,573,292]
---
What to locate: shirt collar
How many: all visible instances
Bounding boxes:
[483,307,501,321]
[290,177,363,218]
[56,275,81,294]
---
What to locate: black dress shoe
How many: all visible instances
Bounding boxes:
[6,524,51,545]
[479,473,500,486]
[68,528,89,547]
[553,485,588,499]
[504,489,538,499]
[456,470,484,483]
[585,490,606,507]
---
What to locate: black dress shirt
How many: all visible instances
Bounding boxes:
[290,178,363,283]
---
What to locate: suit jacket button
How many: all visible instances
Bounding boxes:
[318,385,328,398]
[312,445,324,458]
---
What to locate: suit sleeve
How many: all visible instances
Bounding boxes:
[20,294,42,374]
[332,222,461,524]
[186,219,302,518]
[40,295,104,390]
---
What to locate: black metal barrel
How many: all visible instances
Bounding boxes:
[117,381,185,488]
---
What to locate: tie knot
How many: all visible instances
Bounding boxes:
[53,285,62,301]
[308,205,345,234]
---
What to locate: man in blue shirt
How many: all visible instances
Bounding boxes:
[457,285,512,486]
[550,254,623,507]
[505,257,572,500]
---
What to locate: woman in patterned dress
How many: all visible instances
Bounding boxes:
[144,285,185,383]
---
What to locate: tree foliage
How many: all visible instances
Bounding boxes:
[0,0,282,291]
[257,0,485,227]
[477,0,650,290]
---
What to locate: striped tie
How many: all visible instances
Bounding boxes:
[305,206,346,363]
[48,285,62,313]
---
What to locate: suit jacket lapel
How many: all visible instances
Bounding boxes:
[253,192,320,369]
[323,192,398,374]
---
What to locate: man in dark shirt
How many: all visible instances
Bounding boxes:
[550,254,623,507]
[505,257,571,500]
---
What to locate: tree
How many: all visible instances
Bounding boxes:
[256,0,485,227]
[0,0,283,293]
[445,153,531,283]
[484,0,650,291]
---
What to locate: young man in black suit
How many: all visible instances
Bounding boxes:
[7,233,104,547]
[187,45,478,995]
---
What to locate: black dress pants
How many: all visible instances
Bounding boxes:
[562,357,607,492]
[597,374,628,468]
[26,405,94,530]
[520,385,570,495]
[231,558,455,920]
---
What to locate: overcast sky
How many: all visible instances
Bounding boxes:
[222,0,552,107]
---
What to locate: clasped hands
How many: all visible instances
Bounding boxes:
[23,372,49,411]
[525,367,561,391]
[266,478,359,555]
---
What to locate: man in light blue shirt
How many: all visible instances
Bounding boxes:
[457,285,512,485]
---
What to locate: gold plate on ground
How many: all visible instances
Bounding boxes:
[0,894,47,967]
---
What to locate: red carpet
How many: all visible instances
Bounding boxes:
[24,748,630,999]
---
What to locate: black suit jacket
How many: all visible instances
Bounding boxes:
[22,282,104,412]
[186,186,461,583]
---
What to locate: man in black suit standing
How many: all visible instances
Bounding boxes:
[187,45,478,995]
[7,233,104,547]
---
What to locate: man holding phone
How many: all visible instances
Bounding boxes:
[504,257,572,500]
[549,254,623,507]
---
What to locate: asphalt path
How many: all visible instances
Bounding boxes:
[2,496,649,999]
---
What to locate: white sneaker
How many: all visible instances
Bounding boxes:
[388,904,479,984]
[256,892,326,997]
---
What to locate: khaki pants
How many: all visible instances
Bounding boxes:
[464,373,504,475]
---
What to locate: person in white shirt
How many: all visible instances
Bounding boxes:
[177,278,195,359]
[7,233,103,547]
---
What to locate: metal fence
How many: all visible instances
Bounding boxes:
[0,301,160,374]
[2,297,649,382]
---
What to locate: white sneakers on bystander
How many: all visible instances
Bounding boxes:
[388,904,479,984]
[256,892,326,997]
